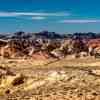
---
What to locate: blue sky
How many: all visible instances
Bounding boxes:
[0,0,100,33]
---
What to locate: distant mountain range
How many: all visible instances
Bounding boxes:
[0,31,100,40]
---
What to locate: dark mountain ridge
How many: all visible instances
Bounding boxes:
[0,31,100,40]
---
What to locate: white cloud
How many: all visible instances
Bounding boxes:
[0,12,19,17]
[12,12,70,16]
[59,20,100,23]
[31,16,46,20]
[0,11,70,17]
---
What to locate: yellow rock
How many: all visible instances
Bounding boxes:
[24,80,46,91]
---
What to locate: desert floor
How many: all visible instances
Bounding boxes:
[0,56,100,100]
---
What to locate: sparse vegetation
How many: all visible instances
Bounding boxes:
[0,31,100,99]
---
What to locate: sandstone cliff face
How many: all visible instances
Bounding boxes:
[0,31,100,60]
